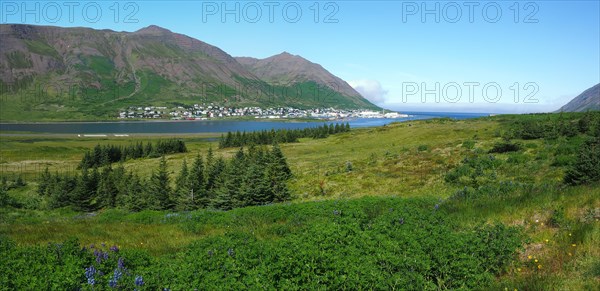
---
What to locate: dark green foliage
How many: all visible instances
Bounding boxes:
[0,187,9,208]
[148,157,173,210]
[445,154,501,187]
[564,137,600,185]
[0,198,523,289]
[218,123,350,148]
[489,141,521,153]
[509,112,600,140]
[71,167,100,212]
[79,139,187,168]
[38,145,293,212]
[188,154,208,208]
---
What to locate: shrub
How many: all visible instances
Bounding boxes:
[564,138,600,185]
[489,141,521,153]
[0,198,524,290]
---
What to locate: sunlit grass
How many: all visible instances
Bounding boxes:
[1,114,599,289]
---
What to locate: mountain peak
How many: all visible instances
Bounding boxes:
[135,25,171,35]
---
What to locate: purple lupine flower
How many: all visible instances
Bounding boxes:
[113,268,123,281]
[398,218,404,225]
[110,245,119,252]
[118,257,125,269]
[135,275,144,286]
[85,266,96,285]
[207,250,214,257]
[103,251,109,260]
[101,242,106,247]
[109,268,123,288]
[434,204,440,211]
[90,243,95,249]
[333,210,341,216]
[227,248,235,257]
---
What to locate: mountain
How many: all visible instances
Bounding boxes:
[235,52,371,107]
[556,83,600,112]
[0,24,377,120]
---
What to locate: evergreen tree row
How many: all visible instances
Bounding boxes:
[219,123,350,148]
[40,146,291,212]
[510,111,600,140]
[79,139,187,169]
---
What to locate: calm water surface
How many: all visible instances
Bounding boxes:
[0,112,489,134]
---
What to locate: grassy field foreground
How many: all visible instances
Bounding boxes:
[0,113,599,289]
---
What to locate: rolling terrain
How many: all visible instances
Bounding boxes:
[1,112,599,289]
[0,24,377,121]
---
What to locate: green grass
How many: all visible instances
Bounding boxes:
[0,113,599,289]
[23,40,60,59]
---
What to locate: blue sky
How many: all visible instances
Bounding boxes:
[1,0,599,113]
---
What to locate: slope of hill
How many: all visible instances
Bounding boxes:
[0,24,377,121]
[236,52,375,109]
[557,83,600,112]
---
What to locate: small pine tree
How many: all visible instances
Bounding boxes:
[38,167,51,196]
[71,168,99,212]
[148,156,173,210]
[96,165,117,208]
[564,138,600,185]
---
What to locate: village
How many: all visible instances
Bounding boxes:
[117,104,408,120]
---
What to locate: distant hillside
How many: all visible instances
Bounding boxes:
[557,83,600,112]
[235,52,373,108]
[0,24,377,121]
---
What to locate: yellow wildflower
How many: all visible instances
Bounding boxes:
[537,264,542,269]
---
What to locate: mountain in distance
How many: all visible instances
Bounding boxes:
[236,52,370,107]
[0,24,377,121]
[556,83,600,112]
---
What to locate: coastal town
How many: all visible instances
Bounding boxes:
[118,104,408,120]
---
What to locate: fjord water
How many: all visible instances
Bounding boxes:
[0,112,488,134]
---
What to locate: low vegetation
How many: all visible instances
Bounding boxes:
[218,122,350,148]
[1,111,599,289]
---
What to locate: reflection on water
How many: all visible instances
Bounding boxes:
[0,113,489,134]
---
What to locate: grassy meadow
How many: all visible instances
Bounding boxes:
[1,113,599,289]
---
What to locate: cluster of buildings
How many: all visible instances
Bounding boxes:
[118,104,408,120]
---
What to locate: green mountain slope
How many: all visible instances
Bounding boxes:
[0,24,377,121]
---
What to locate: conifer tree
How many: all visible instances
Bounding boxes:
[148,156,173,210]
[38,167,51,196]
[176,159,196,210]
[96,165,117,208]
[71,168,99,212]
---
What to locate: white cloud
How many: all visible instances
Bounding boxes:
[348,79,388,104]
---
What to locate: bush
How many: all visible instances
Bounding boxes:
[551,155,575,167]
[489,141,521,153]
[0,198,524,290]
[445,155,501,187]
[564,138,600,185]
